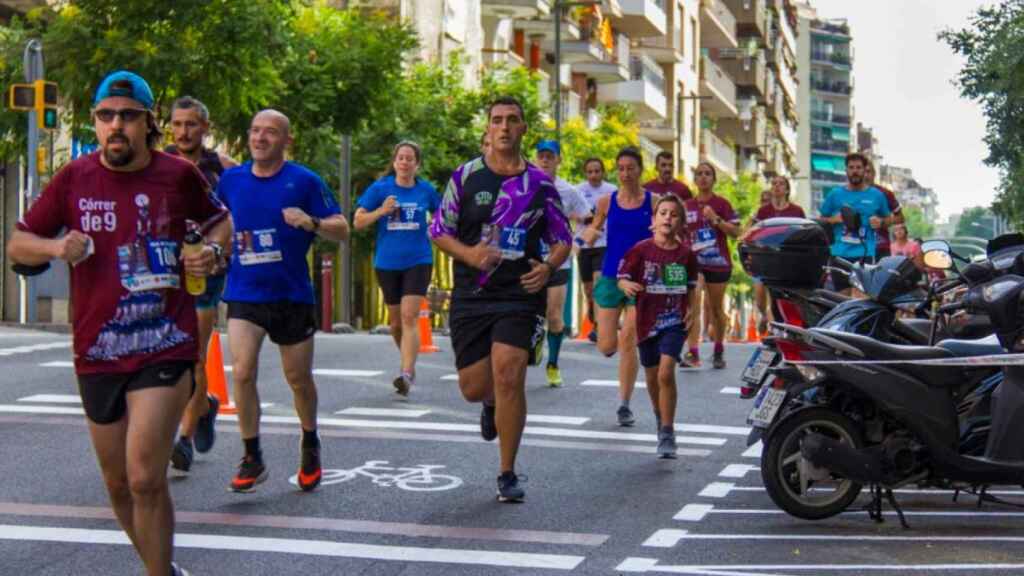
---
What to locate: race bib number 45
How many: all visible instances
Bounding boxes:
[499,226,527,260]
[237,229,283,265]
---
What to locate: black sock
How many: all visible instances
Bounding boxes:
[302,428,320,448]
[179,435,192,448]
[243,436,261,458]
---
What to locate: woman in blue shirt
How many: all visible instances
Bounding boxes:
[354,141,440,396]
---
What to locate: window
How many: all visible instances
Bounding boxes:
[690,17,698,72]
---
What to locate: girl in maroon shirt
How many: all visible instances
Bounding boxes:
[748,176,805,333]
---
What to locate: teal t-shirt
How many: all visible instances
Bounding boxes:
[820,186,891,260]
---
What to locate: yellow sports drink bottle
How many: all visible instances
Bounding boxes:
[182,232,206,296]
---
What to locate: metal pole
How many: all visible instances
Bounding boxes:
[338,134,353,328]
[21,39,43,324]
[554,1,562,142]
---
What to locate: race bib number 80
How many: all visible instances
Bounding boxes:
[237,229,283,265]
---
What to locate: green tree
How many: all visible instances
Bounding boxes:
[554,105,639,185]
[955,206,996,238]
[941,1,1024,226]
[902,205,935,239]
[715,172,764,303]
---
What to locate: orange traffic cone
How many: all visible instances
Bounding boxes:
[418,299,439,353]
[746,315,760,343]
[576,312,595,342]
[205,332,237,415]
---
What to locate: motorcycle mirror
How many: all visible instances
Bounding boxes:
[922,250,953,270]
[920,239,950,255]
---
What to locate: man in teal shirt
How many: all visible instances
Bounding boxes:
[820,153,892,291]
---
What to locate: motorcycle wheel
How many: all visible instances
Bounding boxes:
[761,407,864,520]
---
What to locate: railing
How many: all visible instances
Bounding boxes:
[813,20,850,37]
[702,0,736,39]
[630,54,666,97]
[780,119,798,153]
[811,79,852,94]
[811,111,850,126]
[636,33,674,51]
[778,8,797,54]
[811,50,852,67]
[701,128,737,174]
[701,54,737,104]
[811,139,848,153]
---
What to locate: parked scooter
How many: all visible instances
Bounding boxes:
[756,242,1024,526]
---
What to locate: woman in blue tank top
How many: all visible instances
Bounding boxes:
[580,147,652,427]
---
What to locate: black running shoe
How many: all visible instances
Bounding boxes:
[616,405,635,427]
[230,453,267,493]
[480,404,498,441]
[297,439,322,492]
[712,353,726,370]
[496,471,526,503]
[170,562,191,576]
[194,394,219,454]
[170,438,193,477]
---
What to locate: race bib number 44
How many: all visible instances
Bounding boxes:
[693,227,716,252]
[237,229,283,265]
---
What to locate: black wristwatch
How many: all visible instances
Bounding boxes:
[207,242,224,260]
[310,216,321,232]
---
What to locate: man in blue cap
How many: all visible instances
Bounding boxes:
[534,139,588,386]
[7,70,232,576]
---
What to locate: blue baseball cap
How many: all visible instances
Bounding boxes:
[93,70,155,109]
[536,140,561,156]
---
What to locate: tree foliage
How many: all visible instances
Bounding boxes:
[955,206,995,238]
[902,205,935,240]
[715,172,764,303]
[554,105,642,184]
[941,1,1024,226]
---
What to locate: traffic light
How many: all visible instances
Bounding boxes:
[7,83,35,111]
[35,80,58,130]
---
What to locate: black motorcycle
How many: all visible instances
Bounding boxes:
[757,243,1024,525]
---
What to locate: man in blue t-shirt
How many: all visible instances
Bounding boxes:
[819,152,892,291]
[217,109,349,494]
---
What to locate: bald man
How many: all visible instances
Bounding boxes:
[217,109,350,493]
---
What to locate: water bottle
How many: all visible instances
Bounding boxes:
[182,232,206,296]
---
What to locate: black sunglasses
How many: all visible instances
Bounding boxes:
[93,108,148,123]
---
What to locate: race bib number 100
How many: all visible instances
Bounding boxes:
[117,238,181,292]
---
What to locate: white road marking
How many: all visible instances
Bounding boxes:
[18,394,81,404]
[641,529,690,548]
[314,369,384,378]
[668,532,1024,542]
[720,387,741,395]
[335,408,431,418]
[441,374,459,381]
[703,507,1024,518]
[0,342,71,356]
[616,558,1024,574]
[580,379,647,389]
[726,485,1024,497]
[0,524,586,570]
[673,504,714,522]
[526,415,589,426]
[742,441,763,458]
[679,424,749,436]
[719,464,759,479]
[698,482,735,498]
[40,361,73,368]
[0,405,726,446]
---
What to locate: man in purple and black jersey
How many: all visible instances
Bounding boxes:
[430,96,572,503]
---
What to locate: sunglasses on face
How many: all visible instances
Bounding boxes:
[93,108,148,123]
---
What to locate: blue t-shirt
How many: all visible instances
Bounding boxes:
[357,175,439,270]
[218,161,341,304]
[820,186,892,259]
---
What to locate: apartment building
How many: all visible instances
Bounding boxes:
[796,10,853,212]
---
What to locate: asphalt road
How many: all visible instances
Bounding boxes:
[0,326,1022,575]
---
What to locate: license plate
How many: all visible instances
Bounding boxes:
[741,347,778,385]
[747,386,787,428]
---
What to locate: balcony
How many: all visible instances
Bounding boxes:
[719,51,767,101]
[614,0,667,38]
[639,119,675,143]
[724,0,767,41]
[480,0,550,19]
[700,54,738,118]
[812,19,851,39]
[720,104,766,149]
[779,119,797,154]
[811,50,852,69]
[811,110,850,126]
[513,17,580,41]
[700,0,738,50]
[598,55,667,119]
[700,128,737,179]
[634,32,683,63]
[812,170,846,184]
[481,47,526,69]
[810,78,852,96]
[777,7,798,56]
[811,138,849,155]
[570,32,630,83]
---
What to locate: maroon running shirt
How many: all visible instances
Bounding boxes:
[684,195,738,273]
[617,238,698,342]
[643,178,693,202]
[17,151,228,374]
[752,202,806,223]
[873,185,902,254]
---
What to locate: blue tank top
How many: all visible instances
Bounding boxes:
[602,190,654,278]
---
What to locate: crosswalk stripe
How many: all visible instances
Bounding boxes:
[314,369,384,378]
[335,408,430,418]
[0,524,586,570]
[580,379,647,389]
[18,394,81,404]
[526,415,589,426]
[0,342,71,356]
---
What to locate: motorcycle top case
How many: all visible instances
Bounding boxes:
[739,217,831,288]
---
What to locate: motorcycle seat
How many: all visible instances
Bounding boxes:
[937,334,1004,358]
[811,328,953,361]
[813,289,849,305]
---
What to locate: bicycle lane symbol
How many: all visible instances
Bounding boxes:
[288,460,463,492]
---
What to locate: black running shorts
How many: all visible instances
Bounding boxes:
[450,307,545,369]
[228,300,317,345]
[375,264,433,306]
[546,268,571,288]
[77,361,194,425]
[577,247,606,283]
